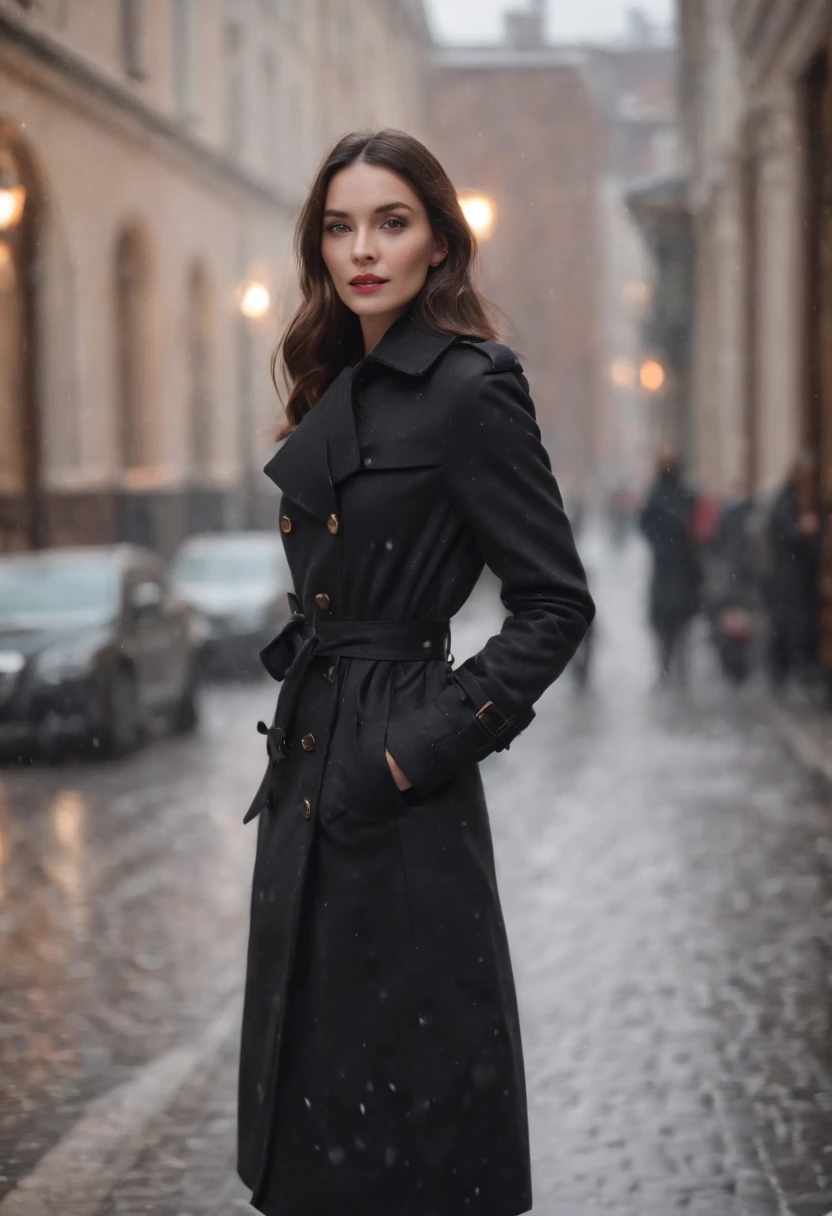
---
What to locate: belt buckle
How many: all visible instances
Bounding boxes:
[474,700,514,741]
[257,720,288,762]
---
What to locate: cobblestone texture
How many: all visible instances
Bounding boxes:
[1,532,831,1214]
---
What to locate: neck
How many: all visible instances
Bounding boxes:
[360,306,408,357]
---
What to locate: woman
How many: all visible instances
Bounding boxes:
[237,129,594,1216]
[764,453,822,688]
[639,450,701,683]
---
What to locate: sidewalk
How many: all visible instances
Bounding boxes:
[765,688,832,790]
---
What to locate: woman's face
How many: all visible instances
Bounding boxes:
[321,161,447,325]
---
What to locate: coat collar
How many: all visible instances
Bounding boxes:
[263,302,461,520]
[362,298,461,377]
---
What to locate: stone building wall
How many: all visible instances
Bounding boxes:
[680,0,830,497]
[0,0,431,553]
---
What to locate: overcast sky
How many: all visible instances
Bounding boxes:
[425,0,674,44]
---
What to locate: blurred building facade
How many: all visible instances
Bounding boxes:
[430,5,605,497]
[679,0,832,503]
[431,3,678,500]
[0,0,431,555]
[584,19,680,493]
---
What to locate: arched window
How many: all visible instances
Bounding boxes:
[114,225,151,472]
[186,261,212,478]
[0,132,42,550]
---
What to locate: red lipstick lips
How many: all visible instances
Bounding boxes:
[349,274,388,293]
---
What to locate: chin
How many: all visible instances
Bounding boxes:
[350,296,403,317]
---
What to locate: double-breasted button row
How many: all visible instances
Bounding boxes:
[302,798,312,819]
[315,592,331,611]
[279,512,340,536]
[301,733,315,752]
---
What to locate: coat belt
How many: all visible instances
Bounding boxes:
[248,614,452,821]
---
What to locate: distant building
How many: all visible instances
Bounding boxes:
[583,23,680,490]
[431,1,678,499]
[0,0,431,554]
[431,7,604,498]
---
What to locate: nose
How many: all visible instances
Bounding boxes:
[351,225,378,266]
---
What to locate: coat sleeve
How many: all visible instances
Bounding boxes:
[384,358,595,799]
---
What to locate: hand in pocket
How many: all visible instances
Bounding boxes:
[385,748,413,792]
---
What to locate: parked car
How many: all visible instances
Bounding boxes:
[0,545,202,759]
[168,531,293,676]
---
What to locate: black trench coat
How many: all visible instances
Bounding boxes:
[237,303,595,1216]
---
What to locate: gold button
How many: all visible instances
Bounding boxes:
[280,515,293,534]
[327,514,340,535]
[315,593,331,611]
[324,664,336,684]
[301,733,315,752]
[302,798,312,819]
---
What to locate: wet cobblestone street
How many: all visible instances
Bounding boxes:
[1,534,831,1215]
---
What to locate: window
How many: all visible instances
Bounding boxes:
[172,0,198,119]
[115,226,152,471]
[186,262,212,477]
[223,21,244,153]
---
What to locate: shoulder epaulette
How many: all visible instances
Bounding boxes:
[457,339,523,375]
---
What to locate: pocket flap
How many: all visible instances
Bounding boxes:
[357,437,443,471]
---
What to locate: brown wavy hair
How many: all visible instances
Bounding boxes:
[272,128,498,437]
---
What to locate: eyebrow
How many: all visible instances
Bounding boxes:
[323,201,416,218]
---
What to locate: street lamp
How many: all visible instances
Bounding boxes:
[458,192,498,242]
[236,276,272,528]
[240,279,271,320]
[0,169,25,232]
[639,358,666,393]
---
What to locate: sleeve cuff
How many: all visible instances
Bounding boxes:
[384,667,536,800]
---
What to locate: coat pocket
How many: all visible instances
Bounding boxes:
[353,678,410,822]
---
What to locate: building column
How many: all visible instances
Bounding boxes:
[691,203,720,490]
[711,165,746,494]
[753,91,804,496]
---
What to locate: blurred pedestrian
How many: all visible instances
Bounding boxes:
[639,449,701,683]
[704,480,758,684]
[763,453,822,689]
[236,129,595,1216]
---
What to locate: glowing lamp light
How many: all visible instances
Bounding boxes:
[0,184,25,231]
[622,280,650,307]
[639,358,666,393]
[240,280,271,319]
[458,192,497,242]
[610,357,636,389]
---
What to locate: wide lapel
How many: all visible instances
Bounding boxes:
[263,367,356,521]
[263,303,465,508]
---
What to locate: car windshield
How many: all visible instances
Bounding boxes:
[171,546,279,585]
[0,556,119,623]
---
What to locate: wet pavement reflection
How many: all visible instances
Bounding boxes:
[1,533,831,1214]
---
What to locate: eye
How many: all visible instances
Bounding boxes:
[326,222,350,235]
[382,217,406,230]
